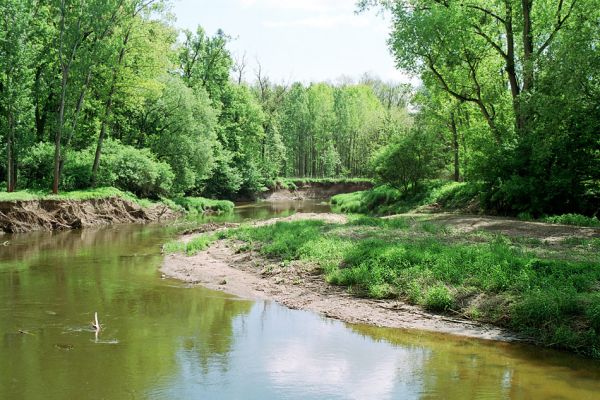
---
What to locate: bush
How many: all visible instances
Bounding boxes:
[106,143,174,198]
[174,196,234,215]
[424,284,455,311]
[371,129,442,192]
[332,181,479,215]
[18,140,174,198]
[19,142,55,190]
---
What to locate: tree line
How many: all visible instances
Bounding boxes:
[0,0,411,200]
[361,0,599,216]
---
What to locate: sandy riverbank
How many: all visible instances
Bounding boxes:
[161,213,529,343]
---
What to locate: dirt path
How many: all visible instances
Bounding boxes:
[387,212,600,242]
[161,212,525,343]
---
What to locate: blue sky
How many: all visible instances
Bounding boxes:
[170,0,412,84]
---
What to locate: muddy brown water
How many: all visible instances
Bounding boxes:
[1,200,599,399]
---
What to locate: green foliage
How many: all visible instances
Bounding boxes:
[174,196,234,215]
[0,186,160,209]
[424,285,454,311]
[372,124,443,192]
[163,234,217,256]
[542,214,600,228]
[19,140,174,198]
[332,181,479,215]
[360,0,600,217]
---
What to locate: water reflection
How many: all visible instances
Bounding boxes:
[1,205,600,400]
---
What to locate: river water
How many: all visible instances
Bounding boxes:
[1,200,599,399]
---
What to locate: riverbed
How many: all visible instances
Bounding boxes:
[1,200,599,399]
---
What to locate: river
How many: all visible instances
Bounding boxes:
[1,200,599,399]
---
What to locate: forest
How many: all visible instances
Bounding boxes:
[0,0,598,216]
[0,0,410,200]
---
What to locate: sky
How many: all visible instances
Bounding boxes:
[170,0,413,85]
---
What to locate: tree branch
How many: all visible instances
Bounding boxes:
[537,0,578,55]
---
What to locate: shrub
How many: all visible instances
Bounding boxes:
[424,284,455,311]
[174,196,234,215]
[18,140,174,198]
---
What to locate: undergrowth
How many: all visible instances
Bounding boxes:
[331,180,480,215]
[268,177,373,191]
[174,196,234,215]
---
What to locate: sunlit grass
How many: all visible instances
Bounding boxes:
[222,217,600,357]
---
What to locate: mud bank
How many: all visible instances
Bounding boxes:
[161,213,523,343]
[262,181,373,201]
[0,197,179,233]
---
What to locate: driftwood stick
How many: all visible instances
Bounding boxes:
[92,312,101,331]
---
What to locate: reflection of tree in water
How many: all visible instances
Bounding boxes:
[0,224,252,399]
[174,293,253,374]
[349,324,600,399]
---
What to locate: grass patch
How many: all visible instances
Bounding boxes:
[174,196,234,216]
[542,214,600,227]
[331,180,480,215]
[222,217,600,357]
[0,187,160,207]
[163,234,217,256]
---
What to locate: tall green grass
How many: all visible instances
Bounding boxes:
[225,218,600,357]
[331,181,480,215]
[542,214,600,227]
[163,234,217,256]
[173,196,234,215]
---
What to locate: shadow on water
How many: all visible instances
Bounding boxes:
[1,201,599,399]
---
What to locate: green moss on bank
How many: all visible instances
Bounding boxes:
[218,217,600,357]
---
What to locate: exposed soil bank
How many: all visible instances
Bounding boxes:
[161,213,524,343]
[262,181,373,201]
[0,197,179,233]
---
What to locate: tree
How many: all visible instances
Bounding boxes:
[0,0,34,192]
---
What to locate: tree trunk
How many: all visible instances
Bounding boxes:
[450,111,460,182]
[59,70,92,179]
[91,30,130,185]
[6,110,15,192]
[53,64,68,194]
[504,2,524,132]
[521,0,534,93]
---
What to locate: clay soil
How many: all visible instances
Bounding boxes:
[0,197,179,233]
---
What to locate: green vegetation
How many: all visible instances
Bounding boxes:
[163,234,217,256]
[268,177,373,191]
[332,181,479,215]
[542,214,600,228]
[173,197,235,215]
[2,1,597,214]
[219,218,600,356]
[0,187,154,206]
[0,187,237,218]
[0,1,407,200]
[358,0,599,217]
